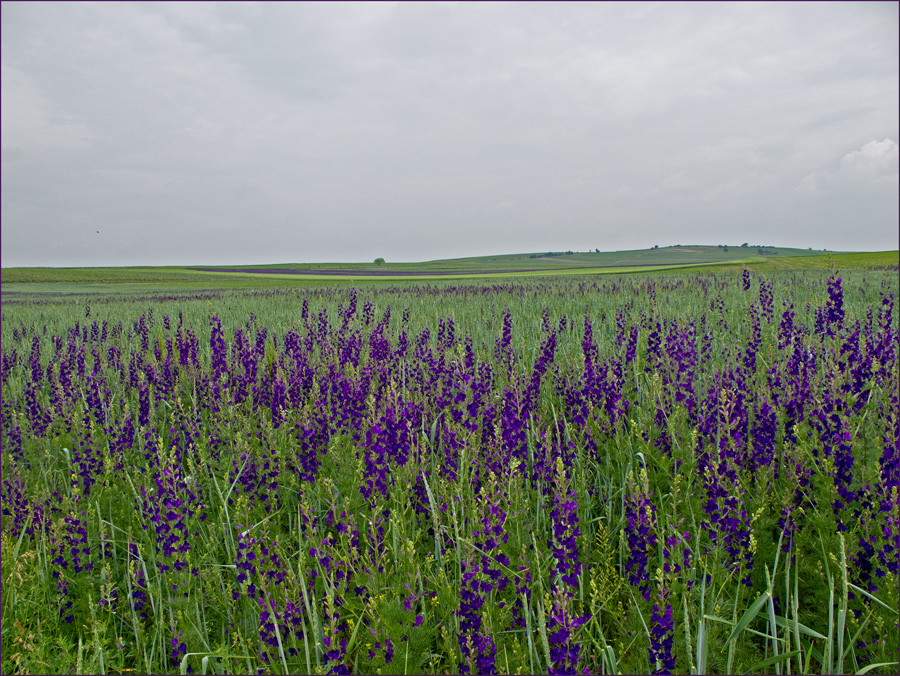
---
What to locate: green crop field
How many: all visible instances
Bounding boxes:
[2,248,896,300]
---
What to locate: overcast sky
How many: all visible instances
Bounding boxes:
[2,1,898,267]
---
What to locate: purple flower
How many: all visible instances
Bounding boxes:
[549,457,582,588]
[648,586,675,675]
[825,274,845,336]
[546,584,590,675]
[169,632,187,669]
[625,471,658,601]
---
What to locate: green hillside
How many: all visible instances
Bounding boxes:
[2,247,895,296]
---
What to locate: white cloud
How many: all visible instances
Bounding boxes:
[798,138,899,198]
[839,138,899,186]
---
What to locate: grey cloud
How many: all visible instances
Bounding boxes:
[2,1,897,267]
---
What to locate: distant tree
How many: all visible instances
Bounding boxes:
[565,250,573,255]
[595,248,600,253]
[723,246,729,252]
[654,245,659,249]
[741,243,749,248]
[374,257,385,266]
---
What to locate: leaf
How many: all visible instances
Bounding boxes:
[857,661,900,675]
[847,583,899,617]
[724,592,770,645]
[741,650,801,675]
[771,614,827,640]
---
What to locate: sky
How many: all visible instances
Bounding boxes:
[2,1,898,268]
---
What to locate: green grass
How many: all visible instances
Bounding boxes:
[189,244,831,272]
[3,248,895,299]
[1,267,898,675]
[743,251,898,271]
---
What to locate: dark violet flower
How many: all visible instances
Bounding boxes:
[625,469,658,601]
[139,462,206,575]
[49,513,93,623]
[825,274,845,336]
[648,585,675,675]
[170,632,188,670]
[1,402,24,464]
[458,469,514,673]
[549,457,582,588]
[701,457,754,586]
[546,584,590,675]
[1,467,47,541]
[750,400,777,471]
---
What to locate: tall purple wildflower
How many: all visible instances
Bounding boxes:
[234,528,306,665]
[825,274,845,336]
[649,480,692,674]
[758,279,775,322]
[291,407,330,483]
[549,457,582,588]
[625,468,658,601]
[779,301,797,350]
[127,542,149,620]
[495,308,515,374]
[71,416,104,497]
[749,400,777,471]
[50,514,93,623]
[546,457,590,675]
[139,460,207,575]
[1,467,47,541]
[648,584,675,675]
[811,392,857,521]
[1,402,24,464]
[458,471,512,675]
[458,548,498,675]
[23,383,50,437]
[701,456,754,586]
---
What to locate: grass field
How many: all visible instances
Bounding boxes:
[186,244,833,273]
[2,248,896,299]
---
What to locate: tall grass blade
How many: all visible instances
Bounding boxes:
[741,650,802,675]
[856,661,900,675]
[724,592,771,645]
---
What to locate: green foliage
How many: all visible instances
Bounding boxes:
[4,245,880,294]
[1,267,898,674]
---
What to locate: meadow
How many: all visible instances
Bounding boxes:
[1,263,898,675]
[6,247,887,295]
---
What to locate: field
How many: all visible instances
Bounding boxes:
[6,247,896,295]
[1,256,898,674]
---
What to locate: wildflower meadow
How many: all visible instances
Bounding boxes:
[1,267,898,675]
